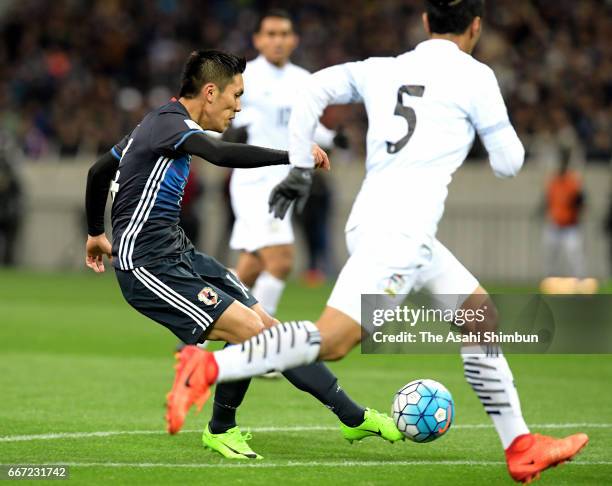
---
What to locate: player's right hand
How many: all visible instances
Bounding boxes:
[85,234,113,273]
[268,167,313,220]
[312,144,330,171]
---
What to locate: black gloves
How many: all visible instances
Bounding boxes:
[268,167,314,219]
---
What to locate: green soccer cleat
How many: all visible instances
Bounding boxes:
[202,426,263,459]
[340,408,405,444]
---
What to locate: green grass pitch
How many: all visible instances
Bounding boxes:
[1,270,611,485]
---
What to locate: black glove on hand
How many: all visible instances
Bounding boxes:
[268,167,314,220]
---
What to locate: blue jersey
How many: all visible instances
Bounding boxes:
[110,101,205,270]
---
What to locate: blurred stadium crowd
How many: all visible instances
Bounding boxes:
[1,0,610,162]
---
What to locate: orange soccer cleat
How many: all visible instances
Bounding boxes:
[505,432,589,484]
[165,345,218,435]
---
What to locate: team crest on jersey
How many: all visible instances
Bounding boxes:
[198,287,218,306]
[383,273,406,296]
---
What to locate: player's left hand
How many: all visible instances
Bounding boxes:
[268,167,313,220]
[85,234,113,273]
[312,144,330,171]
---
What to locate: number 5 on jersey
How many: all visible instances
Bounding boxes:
[386,85,425,154]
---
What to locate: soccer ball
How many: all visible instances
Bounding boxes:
[392,379,454,443]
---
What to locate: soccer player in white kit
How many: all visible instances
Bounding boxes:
[168,1,588,481]
[229,9,336,316]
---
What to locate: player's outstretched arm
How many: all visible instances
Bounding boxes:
[182,132,289,168]
[84,151,117,273]
[289,62,365,169]
[268,62,364,219]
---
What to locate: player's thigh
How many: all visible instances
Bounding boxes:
[249,302,279,328]
[208,300,265,344]
[189,250,258,309]
[413,240,497,333]
[328,230,431,326]
[316,306,362,361]
[415,239,480,309]
[114,264,223,345]
[235,251,263,287]
[258,244,294,279]
[458,287,498,335]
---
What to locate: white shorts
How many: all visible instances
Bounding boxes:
[229,175,294,253]
[327,226,480,324]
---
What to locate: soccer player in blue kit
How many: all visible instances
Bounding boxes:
[85,49,402,459]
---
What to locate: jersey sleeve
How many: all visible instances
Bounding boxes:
[150,113,205,157]
[470,67,525,178]
[289,61,368,168]
[469,67,511,135]
[111,133,131,161]
[313,123,336,149]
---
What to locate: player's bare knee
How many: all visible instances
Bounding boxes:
[237,265,260,288]
[318,328,359,361]
[235,252,263,287]
[239,309,265,339]
[250,303,279,328]
[262,245,294,280]
[459,291,499,334]
[264,316,280,328]
[317,306,361,360]
[324,340,353,361]
[267,258,292,280]
[215,303,265,343]
[480,300,499,332]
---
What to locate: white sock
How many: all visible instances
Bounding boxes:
[251,271,285,316]
[462,345,530,449]
[214,321,320,383]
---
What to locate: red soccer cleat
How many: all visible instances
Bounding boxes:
[505,432,589,483]
[165,345,218,434]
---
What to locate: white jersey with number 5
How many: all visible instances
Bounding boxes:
[289,39,524,239]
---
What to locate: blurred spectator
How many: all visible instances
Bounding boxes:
[0,151,22,265]
[542,148,586,277]
[0,0,610,162]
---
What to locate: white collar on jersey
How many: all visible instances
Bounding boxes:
[254,54,293,74]
[415,38,461,51]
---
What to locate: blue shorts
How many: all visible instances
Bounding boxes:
[115,249,257,344]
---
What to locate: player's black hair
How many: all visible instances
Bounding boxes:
[179,49,246,98]
[425,0,484,35]
[254,8,294,33]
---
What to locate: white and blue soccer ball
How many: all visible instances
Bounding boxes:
[392,379,454,443]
